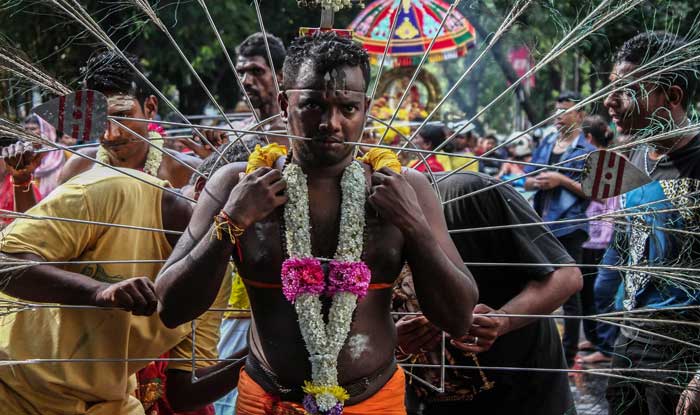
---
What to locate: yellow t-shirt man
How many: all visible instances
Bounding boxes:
[435,152,479,173]
[0,167,229,415]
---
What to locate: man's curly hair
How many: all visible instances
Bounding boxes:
[83,50,150,105]
[616,31,699,109]
[237,32,286,72]
[282,32,370,91]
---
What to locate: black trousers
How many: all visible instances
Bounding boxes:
[606,336,696,415]
[557,230,588,365]
[581,248,605,347]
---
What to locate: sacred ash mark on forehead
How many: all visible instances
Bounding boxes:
[294,60,365,94]
[323,68,347,92]
[107,94,137,113]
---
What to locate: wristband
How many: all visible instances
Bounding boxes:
[11,175,34,192]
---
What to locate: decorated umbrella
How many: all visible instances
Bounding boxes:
[349,0,477,67]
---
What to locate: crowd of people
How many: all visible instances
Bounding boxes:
[0,28,699,415]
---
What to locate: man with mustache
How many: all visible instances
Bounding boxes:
[182,33,287,160]
[55,50,201,188]
[601,31,700,415]
[156,32,477,415]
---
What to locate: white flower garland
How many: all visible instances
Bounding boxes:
[297,0,358,12]
[96,130,164,177]
[282,161,367,414]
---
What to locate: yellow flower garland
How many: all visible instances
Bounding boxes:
[246,144,401,174]
[302,381,350,403]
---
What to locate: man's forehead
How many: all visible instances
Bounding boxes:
[293,61,365,92]
[107,94,138,111]
[555,101,576,109]
[286,88,366,100]
[609,61,638,82]
[236,55,268,69]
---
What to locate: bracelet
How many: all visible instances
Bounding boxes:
[11,175,33,192]
[211,210,245,244]
[219,210,245,237]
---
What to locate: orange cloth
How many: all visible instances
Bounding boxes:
[236,366,406,415]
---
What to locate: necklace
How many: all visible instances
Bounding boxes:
[643,146,664,176]
[644,118,693,176]
[280,160,370,415]
[96,131,164,177]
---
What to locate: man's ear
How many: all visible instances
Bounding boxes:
[278,91,289,121]
[143,95,158,120]
[194,176,207,201]
[276,71,284,88]
[364,95,371,115]
[667,85,685,108]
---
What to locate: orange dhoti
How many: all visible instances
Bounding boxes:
[236,367,407,415]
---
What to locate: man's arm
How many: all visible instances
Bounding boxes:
[12,182,39,213]
[1,253,159,315]
[532,170,586,198]
[453,266,582,353]
[369,168,478,337]
[499,266,582,333]
[524,176,539,191]
[156,164,287,328]
[165,347,248,412]
[58,149,94,184]
[1,141,41,211]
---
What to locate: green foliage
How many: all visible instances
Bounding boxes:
[1,0,700,131]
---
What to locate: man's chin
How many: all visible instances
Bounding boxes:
[246,96,262,109]
[297,144,353,167]
[103,146,136,163]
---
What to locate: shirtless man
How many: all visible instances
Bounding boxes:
[156,32,477,414]
[57,50,200,187]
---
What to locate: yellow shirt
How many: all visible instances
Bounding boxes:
[0,167,229,415]
[224,270,251,319]
[435,152,479,172]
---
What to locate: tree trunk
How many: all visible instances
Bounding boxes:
[462,9,539,125]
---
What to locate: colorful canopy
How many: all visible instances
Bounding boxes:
[349,0,477,67]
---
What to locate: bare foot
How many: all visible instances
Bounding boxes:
[579,351,611,364]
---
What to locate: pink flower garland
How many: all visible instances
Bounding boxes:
[281,258,325,303]
[281,258,372,303]
[327,260,371,298]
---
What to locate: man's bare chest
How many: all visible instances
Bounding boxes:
[236,208,404,286]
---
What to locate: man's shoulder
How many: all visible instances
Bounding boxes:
[66,167,169,197]
[164,148,202,169]
[63,147,97,169]
[58,147,97,183]
[436,171,498,194]
[205,161,248,190]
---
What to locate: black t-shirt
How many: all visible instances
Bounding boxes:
[440,172,573,308]
[630,134,700,180]
[412,172,574,413]
[548,150,566,166]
